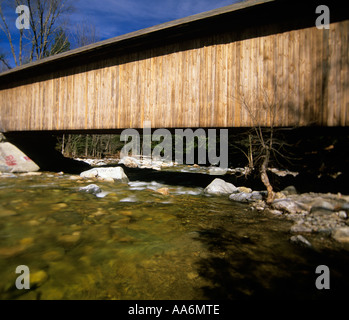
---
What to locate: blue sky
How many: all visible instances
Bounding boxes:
[0,0,242,68]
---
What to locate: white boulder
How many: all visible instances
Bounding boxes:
[204,178,238,195]
[0,142,40,173]
[80,167,129,183]
[118,156,140,168]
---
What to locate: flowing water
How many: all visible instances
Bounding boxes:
[0,169,348,300]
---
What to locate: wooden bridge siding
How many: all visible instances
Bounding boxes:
[0,20,348,132]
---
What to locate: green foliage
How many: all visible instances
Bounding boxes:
[56,132,219,163]
[56,134,124,159]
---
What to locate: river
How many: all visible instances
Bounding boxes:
[0,167,348,300]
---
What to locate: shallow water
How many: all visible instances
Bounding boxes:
[0,170,348,300]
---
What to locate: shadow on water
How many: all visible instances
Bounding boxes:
[193,225,349,300]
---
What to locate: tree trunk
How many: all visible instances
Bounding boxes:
[61,134,65,154]
[85,135,89,158]
[260,148,275,204]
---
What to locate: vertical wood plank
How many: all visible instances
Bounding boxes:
[327,24,336,126]
[315,27,324,126]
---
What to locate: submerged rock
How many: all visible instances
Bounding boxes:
[80,167,129,183]
[58,232,81,247]
[30,270,49,288]
[204,178,238,195]
[0,245,27,258]
[42,249,65,262]
[0,206,17,217]
[290,235,312,248]
[79,184,102,195]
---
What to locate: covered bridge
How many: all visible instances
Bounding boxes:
[0,0,348,133]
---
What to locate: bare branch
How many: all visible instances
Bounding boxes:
[0,1,18,66]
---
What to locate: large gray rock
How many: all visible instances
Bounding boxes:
[229,192,253,203]
[251,191,264,200]
[0,142,40,173]
[282,185,298,196]
[272,199,305,214]
[204,178,238,195]
[80,167,129,183]
[310,198,335,213]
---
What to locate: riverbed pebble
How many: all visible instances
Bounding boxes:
[156,188,170,196]
[238,186,252,193]
[42,249,65,262]
[30,270,49,288]
[290,235,312,248]
[337,211,347,219]
[58,232,81,247]
[0,207,17,217]
[332,227,349,243]
[272,199,306,214]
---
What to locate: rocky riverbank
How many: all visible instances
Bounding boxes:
[204,178,349,249]
[73,162,349,250]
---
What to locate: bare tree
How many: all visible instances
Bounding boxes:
[0,0,74,67]
[74,19,99,48]
[49,26,70,55]
[0,52,11,71]
[235,81,294,204]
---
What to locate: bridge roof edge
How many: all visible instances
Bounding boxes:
[0,0,274,78]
